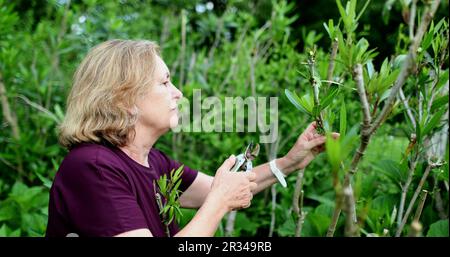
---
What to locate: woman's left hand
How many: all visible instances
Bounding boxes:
[281,122,339,173]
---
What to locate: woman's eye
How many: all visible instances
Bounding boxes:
[162,81,169,87]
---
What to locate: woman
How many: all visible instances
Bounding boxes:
[46,39,336,237]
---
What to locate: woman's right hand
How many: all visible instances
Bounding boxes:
[209,155,257,212]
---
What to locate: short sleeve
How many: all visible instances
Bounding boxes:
[151,149,198,192]
[54,156,148,236]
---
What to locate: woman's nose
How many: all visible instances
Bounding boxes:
[171,83,183,100]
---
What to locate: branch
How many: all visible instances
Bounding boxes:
[269,184,277,237]
[396,163,436,236]
[0,73,20,139]
[413,190,428,222]
[343,185,359,237]
[368,0,442,135]
[397,152,418,229]
[399,87,417,129]
[409,0,417,40]
[307,50,324,131]
[327,38,339,85]
[292,169,306,237]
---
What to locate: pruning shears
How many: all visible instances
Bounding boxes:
[230,142,260,172]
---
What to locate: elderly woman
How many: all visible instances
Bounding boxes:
[46,39,334,237]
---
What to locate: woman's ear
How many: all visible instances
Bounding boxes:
[128,105,139,116]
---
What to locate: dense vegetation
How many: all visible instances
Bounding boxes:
[0,0,448,237]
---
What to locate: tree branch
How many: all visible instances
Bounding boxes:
[327,38,339,85]
[396,163,436,236]
[292,168,306,237]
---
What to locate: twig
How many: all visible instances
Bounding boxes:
[0,73,20,139]
[269,184,277,237]
[397,152,419,229]
[179,9,187,90]
[307,50,324,131]
[343,185,359,237]
[396,163,436,236]
[46,0,71,109]
[399,87,417,129]
[327,38,339,85]
[413,190,428,222]
[292,169,306,237]
[353,64,372,127]
[409,0,417,40]
[433,175,448,219]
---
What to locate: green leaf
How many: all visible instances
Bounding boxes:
[285,89,310,115]
[431,95,449,112]
[427,219,449,237]
[422,108,447,136]
[321,86,339,110]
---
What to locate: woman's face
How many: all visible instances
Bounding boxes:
[135,55,182,133]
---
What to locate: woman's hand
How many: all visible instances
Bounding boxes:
[209,155,257,212]
[282,122,339,173]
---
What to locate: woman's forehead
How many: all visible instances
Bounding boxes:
[154,56,170,79]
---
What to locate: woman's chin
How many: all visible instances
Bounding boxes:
[169,112,180,129]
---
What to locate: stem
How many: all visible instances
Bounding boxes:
[307,50,324,131]
[409,0,417,40]
[269,184,277,237]
[413,190,428,222]
[327,38,339,85]
[397,153,418,229]
[292,169,306,237]
[179,9,187,90]
[396,164,434,236]
[433,176,448,219]
[399,87,417,129]
[343,185,359,237]
[0,73,20,139]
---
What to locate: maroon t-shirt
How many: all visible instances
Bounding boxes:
[45,143,198,237]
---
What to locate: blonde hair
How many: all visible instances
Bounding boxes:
[59,39,160,148]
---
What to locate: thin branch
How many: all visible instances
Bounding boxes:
[396,163,436,236]
[433,175,448,219]
[327,38,339,85]
[0,73,20,139]
[353,64,372,126]
[343,185,359,236]
[368,0,442,135]
[269,184,277,237]
[292,169,306,237]
[409,0,417,40]
[307,50,324,131]
[179,9,187,90]
[399,87,417,129]
[397,137,419,228]
[413,190,428,222]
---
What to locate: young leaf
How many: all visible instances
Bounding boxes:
[285,89,312,115]
[321,86,340,110]
[422,108,447,136]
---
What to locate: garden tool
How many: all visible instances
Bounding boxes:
[230,142,260,172]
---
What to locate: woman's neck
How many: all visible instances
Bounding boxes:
[119,125,163,168]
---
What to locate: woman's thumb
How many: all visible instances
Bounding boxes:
[217,155,236,173]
